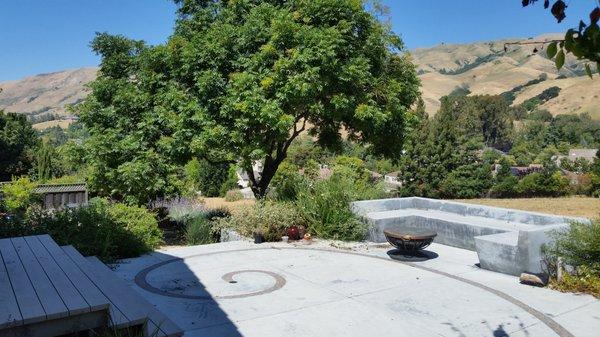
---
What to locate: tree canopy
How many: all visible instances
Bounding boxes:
[79,0,420,201]
[0,110,39,181]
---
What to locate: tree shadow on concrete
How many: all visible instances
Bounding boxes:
[118,250,246,337]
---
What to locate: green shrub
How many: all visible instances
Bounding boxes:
[219,166,240,197]
[550,265,600,298]
[296,173,382,241]
[439,164,492,199]
[549,219,600,272]
[271,162,306,201]
[215,201,304,242]
[184,207,230,245]
[106,202,162,254]
[166,198,206,224]
[490,176,519,197]
[0,214,30,238]
[202,207,231,221]
[224,189,244,202]
[1,177,38,214]
[516,171,570,197]
[17,198,162,262]
[185,216,217,245]
[184,158,231,197]
[592,173,600,197]
[546,218,600,298]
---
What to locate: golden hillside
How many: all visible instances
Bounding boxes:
[412,34,600,119]
[0,68,96,125]
[2,33,599,131]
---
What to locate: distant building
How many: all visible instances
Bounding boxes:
[384,171,401,185]
[36,183,88,210]
[0,182,88,210]
[236,161,264,189]
[554,149,598,165]
[492,164,543,178]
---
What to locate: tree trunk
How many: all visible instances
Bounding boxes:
[246,118,305,199]
[248,161,278,199]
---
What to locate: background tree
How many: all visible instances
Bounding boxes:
[184,158,231,197]
[80,0,420,200]
[0,110,39,181]
[398,95,504,198]
[35,143,54,181]
[591,149,600,196]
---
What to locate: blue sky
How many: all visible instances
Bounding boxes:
[0,0,593,81]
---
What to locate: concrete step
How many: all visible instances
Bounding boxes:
[474,232,520,276]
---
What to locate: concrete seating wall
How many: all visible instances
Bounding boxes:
[351,197,589,276]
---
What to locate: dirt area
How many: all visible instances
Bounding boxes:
[455,197,599,219]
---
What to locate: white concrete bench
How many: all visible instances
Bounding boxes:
[352,197,589,276]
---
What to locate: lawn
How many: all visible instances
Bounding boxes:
[455,197,600,219]
[203,197,255,214]
[202,196,600,219]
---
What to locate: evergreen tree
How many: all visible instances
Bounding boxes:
[35,143,54,181]
[0,110,39,181]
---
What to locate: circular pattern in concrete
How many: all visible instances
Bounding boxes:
[134,247,573,337]
[136,262,286,300]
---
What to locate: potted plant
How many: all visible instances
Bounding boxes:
[253,225,265,244]
[253,232,264,244]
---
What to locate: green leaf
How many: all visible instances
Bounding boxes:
[547,41,558,59]
[555,49,566,70]
[571,42,584,58]
[579,20,587,33]
[564,29,575,52]
[585,63,593,79]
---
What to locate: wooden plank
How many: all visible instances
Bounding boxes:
[36,235,109,313]
[86,257,183,337]
[24,236,90,316]
[0,245,22,329]
[0,238,46,325]
[11,237,68,321]
[146,320,167,337]
[61,246,146,328]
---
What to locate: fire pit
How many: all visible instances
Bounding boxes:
[384,228,437,261]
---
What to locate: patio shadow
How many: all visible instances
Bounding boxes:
[386,249,439,262]
[126,250,245,337]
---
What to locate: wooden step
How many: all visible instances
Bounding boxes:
[83,256,183,337]
[61,245,146,329]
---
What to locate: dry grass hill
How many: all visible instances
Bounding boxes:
[412,34,600,119]
[1,34,599,130]
[0,68,96,128]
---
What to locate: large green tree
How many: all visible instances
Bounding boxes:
[398,95,496,198]
[79,0,420,200]
[0,110,39,181]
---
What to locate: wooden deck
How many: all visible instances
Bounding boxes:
[0,235,182,337]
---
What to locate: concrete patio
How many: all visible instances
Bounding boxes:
[111,240,599,337]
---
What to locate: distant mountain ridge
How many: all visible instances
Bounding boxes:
[1,34,599,130]
[0,68,96,126]
[412,34,600,118]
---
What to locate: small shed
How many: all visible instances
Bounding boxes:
[35,183,88,210]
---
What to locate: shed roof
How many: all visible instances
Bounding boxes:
[34,183,87,194]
